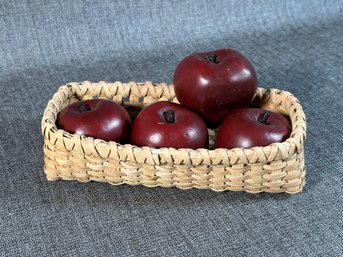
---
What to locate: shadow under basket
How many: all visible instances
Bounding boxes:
[41,81,307,194]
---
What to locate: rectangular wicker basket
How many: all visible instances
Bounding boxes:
[41,81,307,194]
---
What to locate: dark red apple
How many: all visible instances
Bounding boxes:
[56,99,131,143]
[216,108,291,149]
[173,48,257,128]
[131,101,208,149]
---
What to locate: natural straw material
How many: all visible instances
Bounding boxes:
[41,81,307,194]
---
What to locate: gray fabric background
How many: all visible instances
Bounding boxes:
[1,0,342,256]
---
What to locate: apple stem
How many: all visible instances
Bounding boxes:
[163,110,175,123]
[206,54,218,64]
[258,111,270,124]
[78,102,91,112]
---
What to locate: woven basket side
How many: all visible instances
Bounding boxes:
[67,81,177,106]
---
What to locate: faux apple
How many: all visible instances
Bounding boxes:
[131,101,208,149]
[56,99,131,143]
[216,108,291,149]
[173,48,257,128]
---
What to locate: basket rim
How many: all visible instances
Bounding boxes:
[41,81,307,165]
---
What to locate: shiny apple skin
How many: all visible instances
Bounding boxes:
[173,48,257,128]
[56,99,131,143]
[216,108,291,149]
[131,101,209,149]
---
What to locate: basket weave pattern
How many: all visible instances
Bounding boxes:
[42,81,307,194]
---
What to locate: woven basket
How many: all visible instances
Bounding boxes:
[41,81,307,194]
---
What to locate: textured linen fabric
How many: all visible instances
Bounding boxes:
[1,0,343,256]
